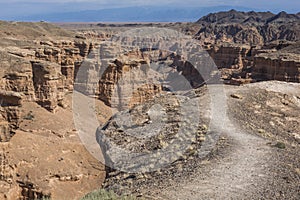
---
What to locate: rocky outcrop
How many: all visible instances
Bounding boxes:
[0,39,100,112]
[0,53,28,142]
[196,24,264,46]
[0,91,22,142]
[197,10,275,24]
[35,40,96,89]
[98,57,162,110]
[97,43,208,110]
[31,61,66,111]
[195,10,300,45]
[252,53,300,82]
[0,91,22,107]
[98,90,209,193]
[0,106,21,142]
[193,10,299,84]
[266,11,299,24]
[0,22,107,199]
[0,52,35,101]
[201,44,253,84]
[208,44,251,68]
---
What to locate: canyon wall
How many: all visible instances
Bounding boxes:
[253,53,300,82]
[0,23,108,200]
[0,10,299,199]
[207,44,253,83]
[205,43,300,84]
[0,91,22,142]
[0,42,87,141]
[195,10,300,84]
[98,59,162,110]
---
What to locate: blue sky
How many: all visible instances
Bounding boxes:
[0,0,299,20]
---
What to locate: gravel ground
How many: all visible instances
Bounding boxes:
[101,81,300,200]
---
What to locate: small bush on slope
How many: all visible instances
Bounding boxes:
[81,189,136,200]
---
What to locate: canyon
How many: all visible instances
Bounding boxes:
[0,10,299,199]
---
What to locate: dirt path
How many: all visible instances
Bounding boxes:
[154,119,272,199]
[102,83,299,199]
[152,93,274,199]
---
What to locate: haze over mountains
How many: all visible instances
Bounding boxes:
[3,6,255,22]
[0,5,298,22]
[1,0,299,22]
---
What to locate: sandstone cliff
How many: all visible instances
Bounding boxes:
[0,10,299,199]
[0,22,106,200]
[0,91,22,142]
[195,10,300,84]
[207,44,252,80]
[98,45,163,110]
[253,51,300,82]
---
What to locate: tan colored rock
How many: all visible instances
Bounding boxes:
[6,47,35,58]
[0,131,105,200]
[0,21,108,199]
[0,91,23,106]
[208,44,251,69]
[253,53,300,82]
[99,59,162,110]
[96,44,163,110]
[0,91,22,142]
[31,61,66,112]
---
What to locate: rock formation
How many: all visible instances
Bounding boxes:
[253,52,300,82]
[0,91,22,142]
[0,9,299,199]
[98,89,210,194]
[98,51,162,110]
[195,10,300,84]
[31,61,66,111]
[0,22,106,200]
[195,10,300,45]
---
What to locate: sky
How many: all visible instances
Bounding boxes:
[0,0,299,20]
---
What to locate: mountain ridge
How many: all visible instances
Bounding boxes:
[195,10,300,45]
[196,9,300,25]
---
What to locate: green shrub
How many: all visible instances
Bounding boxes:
[38,197,51,200]
[23,111,34,120]
[81,189,136,200]
[274,142,286,149]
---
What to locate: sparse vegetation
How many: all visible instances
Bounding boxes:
[81,189,137,200]
[274,142,286,149]
[39,197,51,200]
[23,111,35,120]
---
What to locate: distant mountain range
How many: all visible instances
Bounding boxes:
[195,10,300,46]
[197,10,300,24]
[17,6,256,22]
